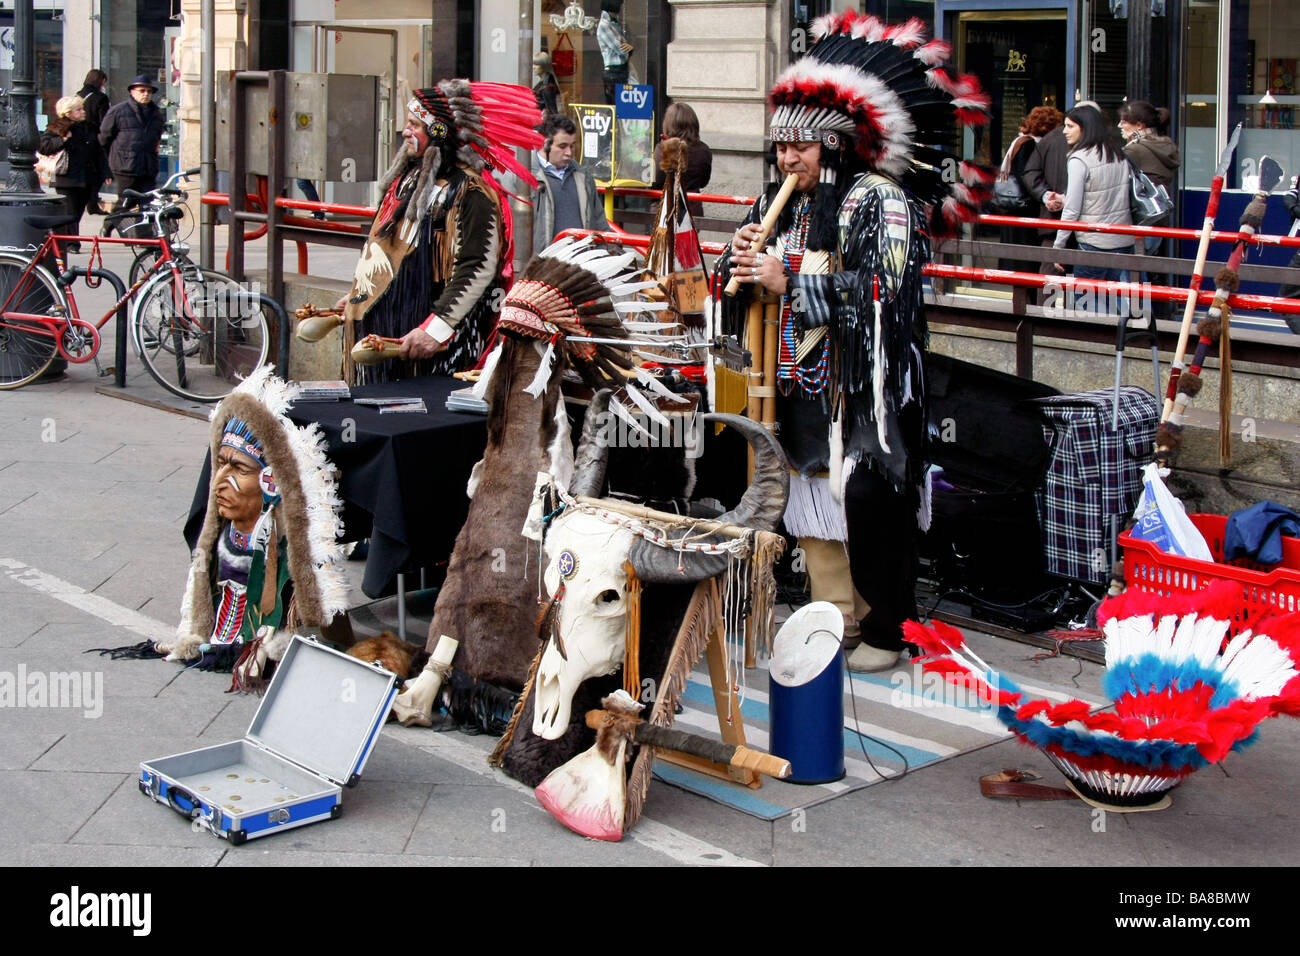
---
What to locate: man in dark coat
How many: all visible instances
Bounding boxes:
[76,69,111,213]
[99,74,165,214]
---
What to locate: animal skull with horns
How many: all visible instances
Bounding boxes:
[530,394,789,739]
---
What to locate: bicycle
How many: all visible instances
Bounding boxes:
[0,169,272,401]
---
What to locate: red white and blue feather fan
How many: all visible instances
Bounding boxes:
[906,580,1300,810]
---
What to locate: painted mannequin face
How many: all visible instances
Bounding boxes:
[214,446,265,533]
[776,141,822,193]
[402,111,431,155]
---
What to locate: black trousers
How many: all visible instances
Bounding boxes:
[56,186,96,237]
[111,173,156,212]
[844,465,920,652]
[602,64,629,105]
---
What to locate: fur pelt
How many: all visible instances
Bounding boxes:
[424,338,561,689]
[348,631,428,679]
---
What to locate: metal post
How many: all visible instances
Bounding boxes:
[266,71,286,307]
[5,0,40,194]
[513,0,534,279]
[1126,0,1153,103]
[0,0,63,240]
[229,75,250,282]
[200,0,216,270]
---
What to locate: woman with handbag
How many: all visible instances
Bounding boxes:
[1119,101,1179,203]
[994,106,1062,273]
[38,95,109,253]
[1052,105,1135,290]
[1120,100,1180,315]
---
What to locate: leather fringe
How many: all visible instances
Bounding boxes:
[622,561,642,700]
[489,641,544,767]
[1219,312,1232,467]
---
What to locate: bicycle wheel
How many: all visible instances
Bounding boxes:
[129,248,163,291]
[131,267,271,402]
[0,252,66,389]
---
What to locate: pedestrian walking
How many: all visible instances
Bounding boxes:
[38,95,109,251]
[1052,105,1136,295]
[76,68,111,213]
[99,74,166,218]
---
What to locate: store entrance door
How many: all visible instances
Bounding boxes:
[955,11,1069,167]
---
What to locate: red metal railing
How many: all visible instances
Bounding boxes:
[204,183,1300,315]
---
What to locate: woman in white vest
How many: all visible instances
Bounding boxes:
[1052,105,1134,285]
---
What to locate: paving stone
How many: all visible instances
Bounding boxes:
[359,730,496,788]
[0,733,63,770]
[0,843,226,866]
[215,848,528,866]
[0,770,125,844]
[31,733,214,774]
[404,782,676,865]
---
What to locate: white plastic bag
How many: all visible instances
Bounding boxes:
[1129,462,1213,561]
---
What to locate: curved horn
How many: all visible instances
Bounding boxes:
[568,389,613,499]
[707,413,790,533]
[629,413,789,584]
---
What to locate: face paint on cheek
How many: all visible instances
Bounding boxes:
[225,474,241,492]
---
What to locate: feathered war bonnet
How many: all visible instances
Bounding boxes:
[471,236,687,431]
[408,80,545,281]
[767,12,994,236]
[173,366,348,660]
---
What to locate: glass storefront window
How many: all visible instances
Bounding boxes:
[1182,0,1219,189]
[0,11,68,127]
[534,0,647,109]
[955,11,1069,167]
[534,0,654,184]
[1234,0,1300,194]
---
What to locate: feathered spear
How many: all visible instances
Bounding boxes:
[1155,155,1285,468]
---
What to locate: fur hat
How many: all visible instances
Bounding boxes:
[767,12,994,235]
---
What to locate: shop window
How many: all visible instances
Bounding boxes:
[1236,0,1300,194]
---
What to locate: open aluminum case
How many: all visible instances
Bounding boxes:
[139,636,397,845]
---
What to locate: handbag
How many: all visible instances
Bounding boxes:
[35,148,68,185]
[1128,159,1173,226]
[990,172,1032,215]
[989,134,1034,215]
[552,33,575,76]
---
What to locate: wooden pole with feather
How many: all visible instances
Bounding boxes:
[1155,155,1284,468]
[1160,123,1241,427]
[645,139,682,292]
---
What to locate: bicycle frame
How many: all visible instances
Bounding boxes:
[0,232,179,363]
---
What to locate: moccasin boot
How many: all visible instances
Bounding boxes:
[847,643,900,673]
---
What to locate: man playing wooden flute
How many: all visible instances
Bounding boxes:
[719,12,992,670]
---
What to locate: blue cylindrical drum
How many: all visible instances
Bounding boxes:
[768,602,845,784]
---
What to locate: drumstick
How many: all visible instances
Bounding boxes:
[724,173,800,297]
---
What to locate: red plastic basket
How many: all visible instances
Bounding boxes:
[1120,513,1300,633]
